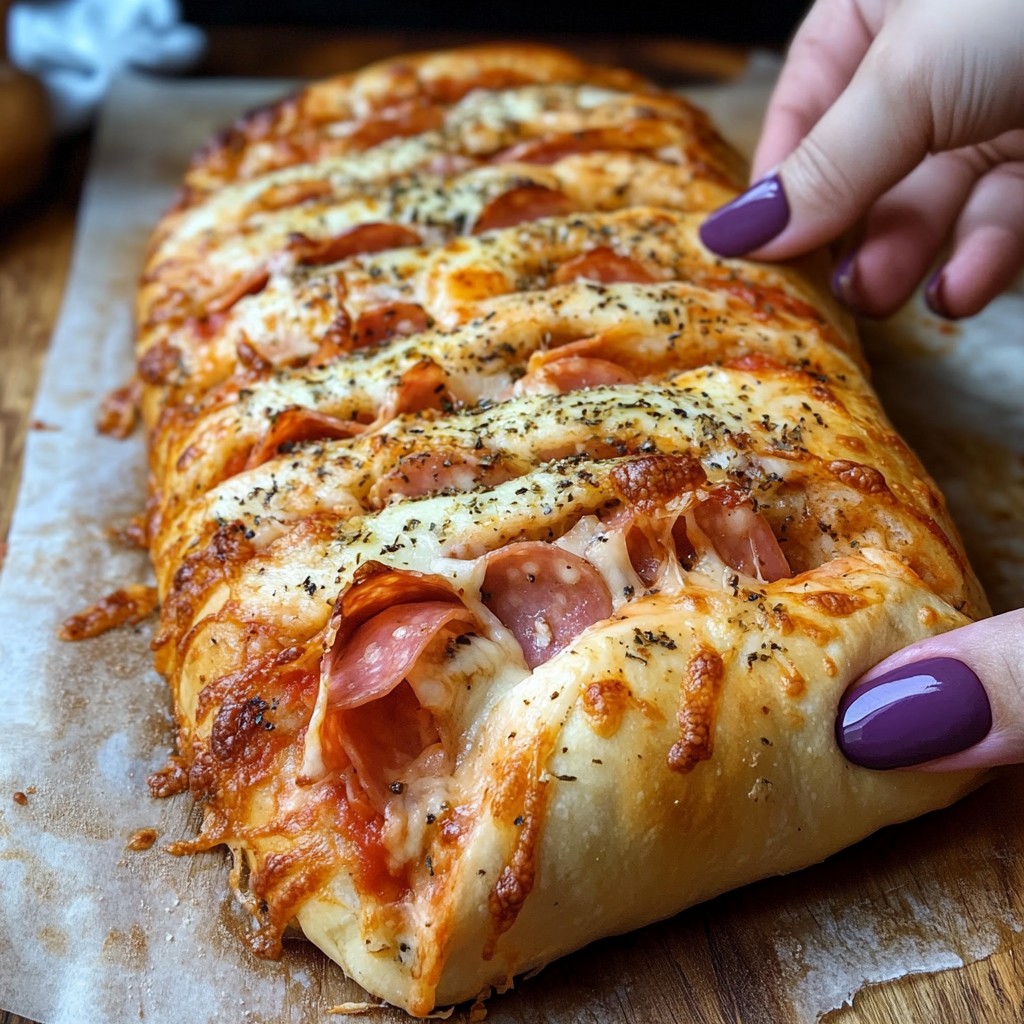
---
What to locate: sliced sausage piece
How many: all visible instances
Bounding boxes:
[553,247,657,285]
[693,497,791,582]
[325,601,477,710]
[472,184,572,234]
[514,355,637,395]
[481,542,612,669]
[245,407,364,470]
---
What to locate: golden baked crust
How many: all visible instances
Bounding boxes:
[141,44,988,1016]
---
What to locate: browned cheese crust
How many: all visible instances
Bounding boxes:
[138,44,989,1017]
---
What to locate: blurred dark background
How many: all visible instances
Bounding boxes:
[179,1,811,48]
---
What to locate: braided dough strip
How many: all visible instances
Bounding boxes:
[141,44,988,1016]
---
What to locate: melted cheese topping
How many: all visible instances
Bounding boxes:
[138,44,988,1016]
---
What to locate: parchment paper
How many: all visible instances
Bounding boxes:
[1,62,1023,1024]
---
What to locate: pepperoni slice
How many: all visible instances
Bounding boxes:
[288,223,422,266]
[693,497,791,582]
[514,355,637,396]
[522,333,662,387]
[724,353,786,373]
[624,524,662,586]
[371,450,516,505]
[342,100,445,151]
[552,247,657,286]
[320,563,477,810]
[204,268,270,316]
[324,682,444,814]
[236,338,272,373]
[471,184,572,234]
[672,518,697,566]
[624,517,696,586]
[490,125,662,165]
[325,601,477,710]
[307,310,354,367]
[245,407,364,470]
[255,178,333,212]
[325,561,469,650]
[481,542,612,669]
[383,358,454,419]
[528,335,607,365]
[700,277,823,324]
[351,302,431,349]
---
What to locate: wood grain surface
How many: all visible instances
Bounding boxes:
[2,27,1023,1024]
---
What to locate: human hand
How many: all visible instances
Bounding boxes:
[835,611,1024,772]
[699,0,1024,319]
[698,0,1024,774]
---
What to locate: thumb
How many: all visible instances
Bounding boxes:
[836,610,1024,773]
[700,46,931,260]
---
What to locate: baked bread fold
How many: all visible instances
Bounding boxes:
[140,43,988,1016]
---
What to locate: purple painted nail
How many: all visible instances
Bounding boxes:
[699,174,791,257]
[831,250,860,310]
[924,266,954,320]
[836,657,992,770]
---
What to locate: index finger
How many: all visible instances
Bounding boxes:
[751,0,881,179]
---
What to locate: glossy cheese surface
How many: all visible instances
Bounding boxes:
[140,43,988,1017]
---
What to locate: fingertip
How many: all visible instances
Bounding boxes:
[924,266,956,320]
[835,657,993,771]
[934,169,1024,318]
[932,230,1024,320]
[836,610,1024,774]
[829,246,908,319]
[847,231,939,319]
[698,173,791,258]
[831,249,863,312]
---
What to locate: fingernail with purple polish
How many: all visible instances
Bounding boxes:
[699,174,790,257]
[831,250,860,311]
[924,267,953,320]
[836,657,992,770]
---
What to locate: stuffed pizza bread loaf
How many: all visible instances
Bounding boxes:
[138,44,989,1015]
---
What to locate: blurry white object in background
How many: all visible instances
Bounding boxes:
[7,0,205,133]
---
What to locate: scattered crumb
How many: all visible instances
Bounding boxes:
[58,583,159,641]
[106,513,149,549]
[96,375,142,438]
[26,785,36,794]
[29,419,60,431]
[127,828,159,851]
[13,791,28,806]
[469,987,492,1021]
[147,757,189,799]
